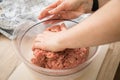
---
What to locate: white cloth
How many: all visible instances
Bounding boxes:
[0,0,56,39]
[0,0,91,39]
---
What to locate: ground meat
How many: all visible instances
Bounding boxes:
[31,24,89,69]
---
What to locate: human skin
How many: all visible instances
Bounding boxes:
[59,0,120,49]
[32,25,89,69]
[99,0,110,7]
[33,0,120,52]
[39,0,93,24]
[38,0,110,24]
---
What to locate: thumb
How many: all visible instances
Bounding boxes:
[48,3,65,14]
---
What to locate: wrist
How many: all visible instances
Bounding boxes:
[58,30,76,49]
[57,31,69,49]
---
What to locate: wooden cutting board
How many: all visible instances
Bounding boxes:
[8,45,109,80]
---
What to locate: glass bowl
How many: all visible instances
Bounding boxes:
[12,19,98,76]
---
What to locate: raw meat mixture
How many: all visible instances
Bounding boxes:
[31,24,89,69]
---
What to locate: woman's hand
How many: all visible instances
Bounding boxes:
[39,0,93,24]
[32,24,67,52]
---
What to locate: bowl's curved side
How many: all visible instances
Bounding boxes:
[12,19,99,76]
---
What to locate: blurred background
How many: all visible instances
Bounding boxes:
[0,0,56,39]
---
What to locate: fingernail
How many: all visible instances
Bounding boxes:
[48,10,55,14]
[48,10,52,14]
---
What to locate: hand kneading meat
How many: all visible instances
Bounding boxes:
[31,24,89,69]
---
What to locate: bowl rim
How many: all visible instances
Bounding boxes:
[19,19,78,43]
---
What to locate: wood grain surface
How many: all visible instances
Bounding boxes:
[0,35,21,80]
[97,42,120,80]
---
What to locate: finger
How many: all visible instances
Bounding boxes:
[42,15,58,24]
[44,10,79,21]
[38,8,52,19]
[32,42,40,51]
[47,0,59,9]
[34,34,44,42]
[43,14,63,24]
[56,10,84,19]
[32,42,41,51]
[32,34,44,51]
[39,0,62,19]
[32,42,45,50]
[34,37,43,42]
[47,14,62,20]
[48,2,65,14]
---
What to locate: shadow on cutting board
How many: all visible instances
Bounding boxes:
[114,62,120,80]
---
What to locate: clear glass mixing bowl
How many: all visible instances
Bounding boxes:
[12,19,98,76]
